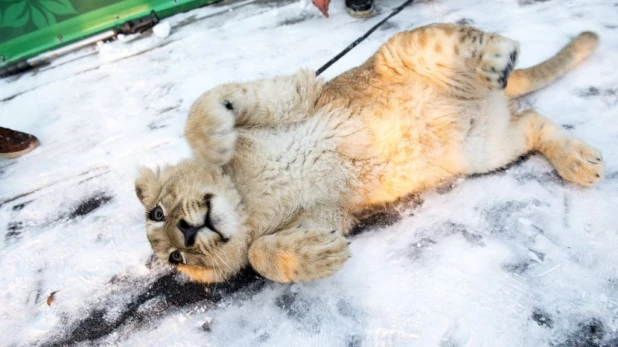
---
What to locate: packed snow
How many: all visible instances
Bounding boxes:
[1,0,617,346]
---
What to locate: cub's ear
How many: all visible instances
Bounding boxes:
[134,166,161,207]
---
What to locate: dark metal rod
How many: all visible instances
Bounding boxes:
[315,0,416,76]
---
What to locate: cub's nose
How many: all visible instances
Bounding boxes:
[177,219,200,247]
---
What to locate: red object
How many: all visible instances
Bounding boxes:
[312,0,331,17]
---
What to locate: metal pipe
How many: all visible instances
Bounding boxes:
[26,29,118,67]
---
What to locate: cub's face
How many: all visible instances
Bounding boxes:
[135,160,250,282]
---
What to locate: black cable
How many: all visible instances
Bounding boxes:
[315,0,416,76]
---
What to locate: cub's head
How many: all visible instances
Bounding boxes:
[135,159,250,283]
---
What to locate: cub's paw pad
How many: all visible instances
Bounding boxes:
[551,139,604,187]
[477,36,520,90]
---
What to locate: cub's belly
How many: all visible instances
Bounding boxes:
[345,111,470,211]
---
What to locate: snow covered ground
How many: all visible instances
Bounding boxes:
[1,0,618,345]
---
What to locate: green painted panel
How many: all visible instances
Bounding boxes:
[0,0,219,66]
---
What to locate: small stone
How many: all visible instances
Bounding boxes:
[202,317,214,332]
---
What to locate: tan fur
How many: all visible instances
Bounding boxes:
[176,264,219,283]
[136,24,603,284]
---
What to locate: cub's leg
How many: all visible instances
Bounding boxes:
[479,109,604,186]
[513,110,603,186]
[185,69,323,165]
[248,227,350,283]
[376,23,520,98]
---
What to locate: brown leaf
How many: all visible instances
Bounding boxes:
[46,290,60,306]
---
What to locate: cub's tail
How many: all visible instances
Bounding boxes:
[505,31,599,98]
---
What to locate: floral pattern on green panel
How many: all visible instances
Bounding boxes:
[1,0,77,29]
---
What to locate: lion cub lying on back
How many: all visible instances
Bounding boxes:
[135,24,603,284]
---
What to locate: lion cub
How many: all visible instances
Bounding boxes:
[135,24,603,284]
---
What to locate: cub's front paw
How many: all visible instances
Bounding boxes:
[291,68,323,113]
[477,35,520,90]
[185,101,237,166]
[295,69,320,95]
[249,228,350,283]
[548,138,604,187]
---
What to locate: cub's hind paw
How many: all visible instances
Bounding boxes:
[477,36,520,90]
[548,138,604,187]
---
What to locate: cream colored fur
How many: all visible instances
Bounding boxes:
[135,24,603,284]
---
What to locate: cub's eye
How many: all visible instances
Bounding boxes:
[148,205,165,222]
[223,100,234,111]
[178,219,192,232]
[169,250,183,265]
